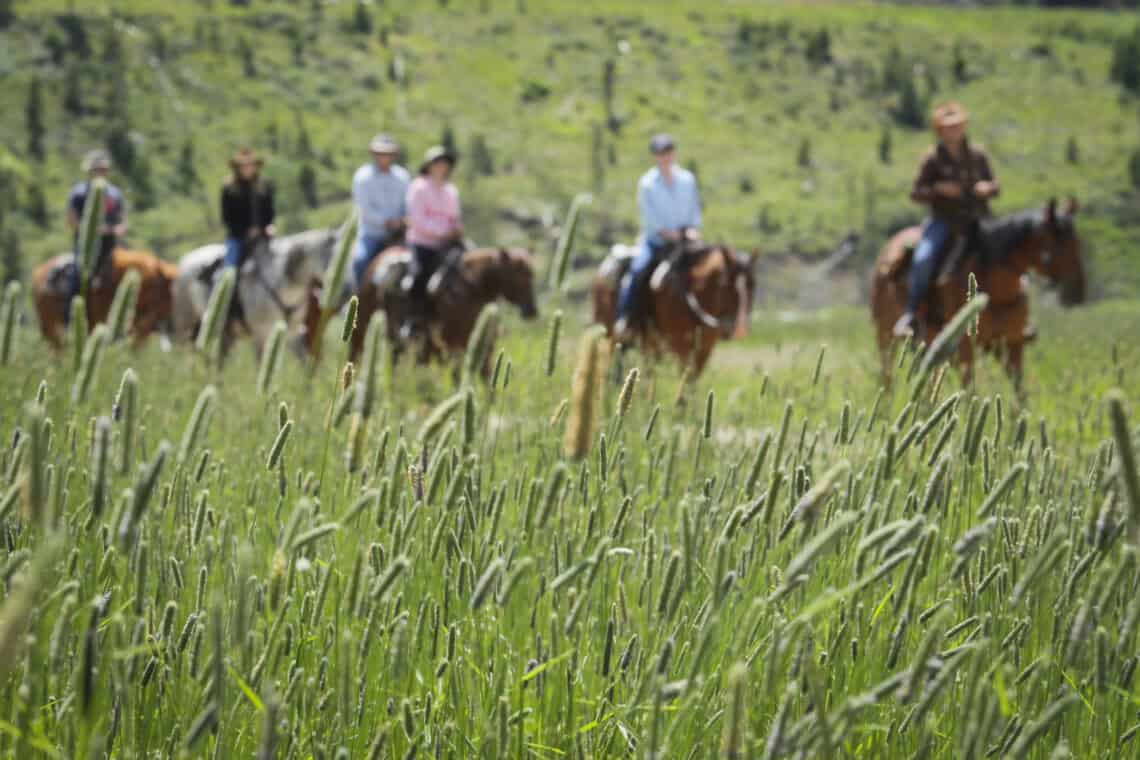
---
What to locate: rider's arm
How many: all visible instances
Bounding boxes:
[66,186,82,232]
[263,182,276,227]
[909,152,940,203]
[976,152,1000,199]
[221,185,238,234]
[638,179,661,240]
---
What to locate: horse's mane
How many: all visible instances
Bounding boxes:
[979,209,1045,261]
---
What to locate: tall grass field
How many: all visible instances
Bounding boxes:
[1,292,1139,759]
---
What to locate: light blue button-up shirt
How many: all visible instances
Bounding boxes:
[352,162,411,237]
[638,165,701,246]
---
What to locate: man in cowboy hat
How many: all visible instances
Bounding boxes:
[403,144,463,336]
[66,148,127,301]
[351,133,410,288]
[894,101,999,338]
[221,147,277,272]
[614,133,702,341]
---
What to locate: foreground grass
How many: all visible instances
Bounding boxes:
[1,295,1139,758]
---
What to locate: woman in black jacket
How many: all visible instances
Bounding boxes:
[221,148,276,270]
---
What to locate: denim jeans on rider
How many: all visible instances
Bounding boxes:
[906,219,951,314]
[223,237,244,269]
[617,239,667,321]
[351,232,395,289]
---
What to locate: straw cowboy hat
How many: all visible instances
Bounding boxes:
[82,149,111,172]
[931,102,968,132]
[229,147,265,170]
[369,134,400,154]
[419,145,457,175]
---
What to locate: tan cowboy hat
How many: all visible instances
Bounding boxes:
[369,134,400,154]
[419,145,457,175]
[931,101,969,132]
[82,149,111,172]
[229,147,264,169]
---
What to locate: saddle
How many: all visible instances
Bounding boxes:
[604,239,709,332]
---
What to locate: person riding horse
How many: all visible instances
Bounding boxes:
[894,102,1000,339]
[66,149,127,314]
[351,134,410,289]
[402,145,464,339]
[220,148,277,327]
[613,133,702,343]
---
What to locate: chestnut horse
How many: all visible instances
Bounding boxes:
[31,248,178,347]
[870,198,1085,389]
[592,244,756,375]
[304,246,538,366]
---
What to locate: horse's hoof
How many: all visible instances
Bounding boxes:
[1023,325,1039,343]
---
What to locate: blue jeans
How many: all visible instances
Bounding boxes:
[352,232,395,288]
[223,237,244,269]
[907,219,951,314]
[617,240,667,321]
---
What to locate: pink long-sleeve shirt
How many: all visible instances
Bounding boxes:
[406,176,461,249]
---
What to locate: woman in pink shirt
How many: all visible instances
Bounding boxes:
[405,145,463,328]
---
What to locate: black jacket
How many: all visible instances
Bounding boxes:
[221,178,275,239]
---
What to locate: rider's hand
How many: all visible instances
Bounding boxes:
[660,229,681,242]
[683,228,701,241]
[386,217,405,230]
[265,224,278,237]
[112,223,127,237]
[973,180,997,199]
[934,181,963,198]
[247,226,260,239]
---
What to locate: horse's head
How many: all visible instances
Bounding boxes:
[1037,198,1086,306]
[491,247,538,320]
[722,248,757,339]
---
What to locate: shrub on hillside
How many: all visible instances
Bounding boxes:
[520,79,552,103]
[1129,147,1140,190]
[1111,25,1140,93]
[805,27,832,66]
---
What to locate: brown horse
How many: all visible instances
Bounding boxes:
[32,248,178,347]
[592,243,756,375]
[870,198,1085,389]
[304,246,538,366]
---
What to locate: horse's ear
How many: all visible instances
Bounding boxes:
[1045,197,1057,224]
[1062,197,1079,217]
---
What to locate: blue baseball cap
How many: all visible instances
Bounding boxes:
[649,134,675,155]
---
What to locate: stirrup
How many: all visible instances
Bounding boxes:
[893,313,917,339]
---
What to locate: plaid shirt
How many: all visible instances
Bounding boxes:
[910,140,997,231]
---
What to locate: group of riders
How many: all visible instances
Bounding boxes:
[62,98,998,348]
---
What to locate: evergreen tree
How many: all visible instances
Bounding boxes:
[25,182,49,229]
[797,137,812,168]
[1110,25,1140,93]
[299,164,319,208]
[1065,136,1079,165]
[1,229,23,286]
[1129,147,1140,190]
[805,27,831,66]
[0,0,14,30]
[952,41,969,84]
[351,2,373,35]
[238,37,257,77]
[25,78,44,162]
[468,134,495,178]
[175,137,199,194]
[440,124,458,157]
[63,64,84,117]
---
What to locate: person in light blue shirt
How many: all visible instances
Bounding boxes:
[351,134,411,288]
[615,133,702,339]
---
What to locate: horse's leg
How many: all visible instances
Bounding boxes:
[693,329,716,376]
[1004,340,1026,400]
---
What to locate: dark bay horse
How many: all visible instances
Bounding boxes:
[592,243,756,375]
[304,246,538,366]
[32,248,178,347]
[870,198,1086,389]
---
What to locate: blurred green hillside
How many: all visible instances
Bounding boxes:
[2,0,1140,300]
